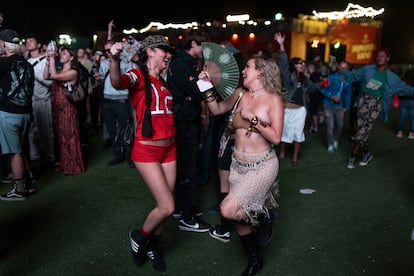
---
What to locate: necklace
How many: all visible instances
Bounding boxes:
[250,87,264,98]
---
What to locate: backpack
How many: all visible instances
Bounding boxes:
[1,59,34,111]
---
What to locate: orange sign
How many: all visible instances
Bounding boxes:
[345,24,381,64]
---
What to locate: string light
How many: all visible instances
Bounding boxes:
[312,3,384,20]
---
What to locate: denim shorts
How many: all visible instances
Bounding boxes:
[0,111,31,154]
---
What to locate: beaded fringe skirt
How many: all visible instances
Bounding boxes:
[229,147,279,226]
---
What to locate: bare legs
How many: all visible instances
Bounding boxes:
[135,161,176,235]
[278,141,301,165]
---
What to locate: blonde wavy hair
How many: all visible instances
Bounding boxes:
[253,56,286,102]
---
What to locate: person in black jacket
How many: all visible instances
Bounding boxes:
[167,30,211,232]
[0,29,34,201]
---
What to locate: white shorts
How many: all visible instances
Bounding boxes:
[281,106,306,143]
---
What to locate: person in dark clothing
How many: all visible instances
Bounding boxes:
[0,29,34,200]
[167,30,211,233]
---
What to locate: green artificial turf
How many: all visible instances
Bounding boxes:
[0,109,413,276]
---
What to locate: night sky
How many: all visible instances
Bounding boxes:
[2,0,412,63]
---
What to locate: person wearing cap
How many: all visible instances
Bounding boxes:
[109,35,175,272]
[166,29,212,233]
[0,29,35,201]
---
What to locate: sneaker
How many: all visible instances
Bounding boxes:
[25,174,38,195]
[327,145,334,153]
[256,210,277,246]
[333,141,339,150]
[359,152,373,166]
[319,115,325,124]
[0,187,26,201]
[26,186,38,195]
[0,172,13,184]
[347,156,355,169]
[209,225,230,243]
[129,229,148,266]
[146,236,166,272]
[172,209,203,219]
[396,131,403,138]
[146,248,166,272]
[172,210,182,219]
[178,217,210,232]
[408,133,414,139]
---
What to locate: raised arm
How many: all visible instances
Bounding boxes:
[108,42,124,89]
[197,70,243,115]
[107,20,115,41]
[274,32,285,52]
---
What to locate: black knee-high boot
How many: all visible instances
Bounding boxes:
[239,232,263,276]
[256,209,277,246]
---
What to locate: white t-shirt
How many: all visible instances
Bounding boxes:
[27,56,53,101]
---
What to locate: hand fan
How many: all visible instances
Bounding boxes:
[201,42,240,100]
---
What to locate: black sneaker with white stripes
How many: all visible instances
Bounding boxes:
[129,229,149,266]
[146,235,166,272]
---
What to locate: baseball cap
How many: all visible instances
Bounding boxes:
[139,35,173,53]
[0,29,20,44]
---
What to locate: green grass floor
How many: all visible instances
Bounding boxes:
[1,109,414,276]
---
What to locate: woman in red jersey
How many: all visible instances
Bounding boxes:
[109,35,175,272]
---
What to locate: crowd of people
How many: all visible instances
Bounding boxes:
[2,15,414,275]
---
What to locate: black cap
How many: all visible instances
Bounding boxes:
[0,29,20,44]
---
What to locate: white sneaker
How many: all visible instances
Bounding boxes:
[347,157,355,169]
[359,152,373,166]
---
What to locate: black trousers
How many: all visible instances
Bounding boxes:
[102,99,132,159]
[174,120,201,220]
